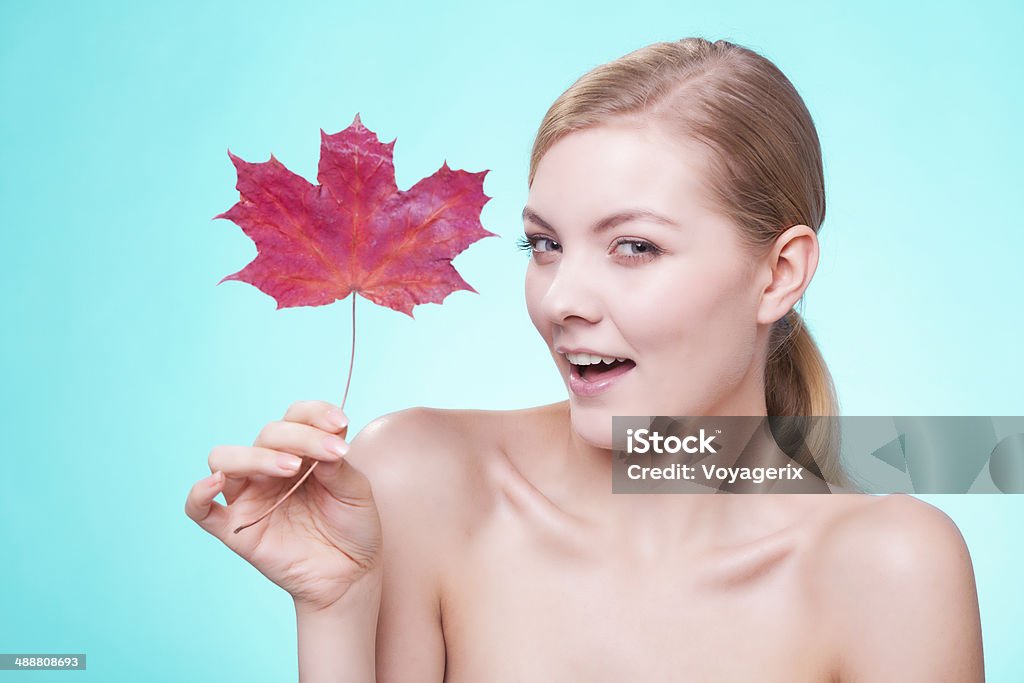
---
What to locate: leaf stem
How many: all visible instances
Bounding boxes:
[341,291,356,411]
[233,295,357,534]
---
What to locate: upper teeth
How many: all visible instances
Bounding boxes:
[564,352,628,365]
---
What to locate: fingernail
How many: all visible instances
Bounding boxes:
[323,435,349,458]
[277,454,302,471]
[208,471,224,487]
[325,408,348,430]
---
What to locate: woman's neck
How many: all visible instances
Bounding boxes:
[552,391,796,542]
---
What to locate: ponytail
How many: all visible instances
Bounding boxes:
[766,309,850,488]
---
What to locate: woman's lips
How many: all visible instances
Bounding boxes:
[567,359,636,398]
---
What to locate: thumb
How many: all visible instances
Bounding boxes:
[311,456,374,504]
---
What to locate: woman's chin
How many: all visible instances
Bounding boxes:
[569,413,614,450]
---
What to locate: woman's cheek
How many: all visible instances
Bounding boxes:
[523,272,550,340]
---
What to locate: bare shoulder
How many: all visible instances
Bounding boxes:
[805,494,984,681]
[345,406,475,479]
[346,406,480,496]
[343,404,525,519]
[810,494,975,589]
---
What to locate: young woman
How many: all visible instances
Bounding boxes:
[185,38,984,681]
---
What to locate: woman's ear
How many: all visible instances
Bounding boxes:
[756,225,819,325]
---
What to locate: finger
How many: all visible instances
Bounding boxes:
[185,471,231,539]
[208,444,307,503]
[253,421,349,462]
[309,456,374,504]
[282,400,349,436]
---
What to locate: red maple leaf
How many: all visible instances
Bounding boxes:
[214,115,496,533]
[215,113,496,317]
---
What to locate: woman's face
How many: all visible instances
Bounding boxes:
[523,121,797,448]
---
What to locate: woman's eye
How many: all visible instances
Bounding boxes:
[613,239,663,261]
[516,234,662,262]
[515,234,560,255]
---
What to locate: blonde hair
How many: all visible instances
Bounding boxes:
[528,37,850,488]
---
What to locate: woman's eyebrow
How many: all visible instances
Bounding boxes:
[521,206,680,233]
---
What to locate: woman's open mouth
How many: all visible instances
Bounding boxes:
[562,351,637,397]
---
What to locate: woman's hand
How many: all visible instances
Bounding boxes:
[185,400,382,612]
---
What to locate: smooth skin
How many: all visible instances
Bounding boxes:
[186,121,984,681]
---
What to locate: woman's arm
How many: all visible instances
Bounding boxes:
[295,575,382,683]
[336,408,451,682]
[819,494,984,681]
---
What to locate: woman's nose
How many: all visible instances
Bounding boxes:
[538,256,603,324]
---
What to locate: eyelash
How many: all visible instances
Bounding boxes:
[515,234,664,262]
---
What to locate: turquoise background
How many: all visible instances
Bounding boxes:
[1,0,1021,680]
